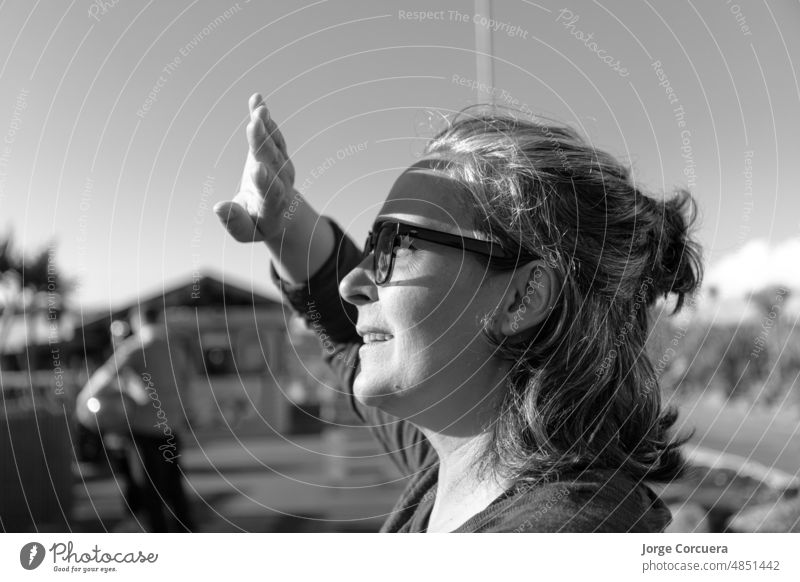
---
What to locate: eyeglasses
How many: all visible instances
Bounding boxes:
[362,219,540,285]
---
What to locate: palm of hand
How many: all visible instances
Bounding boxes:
[215,93,296,244]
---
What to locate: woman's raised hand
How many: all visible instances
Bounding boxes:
[214,93,296,244]
[214,93,334,284]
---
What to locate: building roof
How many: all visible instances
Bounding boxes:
[76,270,281,328]
[1,272,283,355]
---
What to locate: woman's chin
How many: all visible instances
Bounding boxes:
[353,384,391,409]
[352,376,403,410]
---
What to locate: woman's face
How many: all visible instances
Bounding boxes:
[339,160,511,426]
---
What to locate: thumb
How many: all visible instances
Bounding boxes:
[213,200,264,243]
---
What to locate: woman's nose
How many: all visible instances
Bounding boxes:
[339,255,378,306]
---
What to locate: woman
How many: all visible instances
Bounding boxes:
[214,93,702,532]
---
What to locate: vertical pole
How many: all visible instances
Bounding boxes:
[474,0,495,104]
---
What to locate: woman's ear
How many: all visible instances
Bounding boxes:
[495,260,558,338]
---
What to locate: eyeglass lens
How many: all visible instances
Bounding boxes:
[374,224,396,284]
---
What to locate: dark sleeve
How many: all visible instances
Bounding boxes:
[270,217,437,476]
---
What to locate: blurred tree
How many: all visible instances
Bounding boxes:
[747,284,792,405]
[749,285,791,316]
[0,232,72,364]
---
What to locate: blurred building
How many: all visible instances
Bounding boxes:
[68,271,311,436]
[1,271,339,531]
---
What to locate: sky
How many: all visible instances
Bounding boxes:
[0,0,798,309]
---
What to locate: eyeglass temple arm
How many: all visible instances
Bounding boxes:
[408,226,538,262]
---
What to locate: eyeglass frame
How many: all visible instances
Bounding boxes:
[362,219,541,285]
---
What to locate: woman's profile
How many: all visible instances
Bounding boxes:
[214,93,702,532]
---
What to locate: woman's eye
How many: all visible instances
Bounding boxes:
[394,242,417,257]
[396,234,416,253]
[393,236,419,270]
[394,248,414,261]
[394,245,420,275]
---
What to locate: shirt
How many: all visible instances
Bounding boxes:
[271,217,672,532]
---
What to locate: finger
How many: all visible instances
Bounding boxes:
[248,93,264,113]
[247,116,291,178]
[247,112,267,153]
[249,108,285,161]
[234,190,262,223]
[214,199,264,242]
[249,158,288,202]
[253,105,288,156]
[213,200,264,243]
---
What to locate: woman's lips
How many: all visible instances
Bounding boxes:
[361,333,394,345]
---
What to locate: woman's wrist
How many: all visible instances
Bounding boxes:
[265,192,335,284]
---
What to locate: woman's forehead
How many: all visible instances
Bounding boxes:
[375,160,479,236]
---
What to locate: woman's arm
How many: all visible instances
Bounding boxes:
[213,92,360,376]
[215,94,435,475]
[270,217,362,385]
